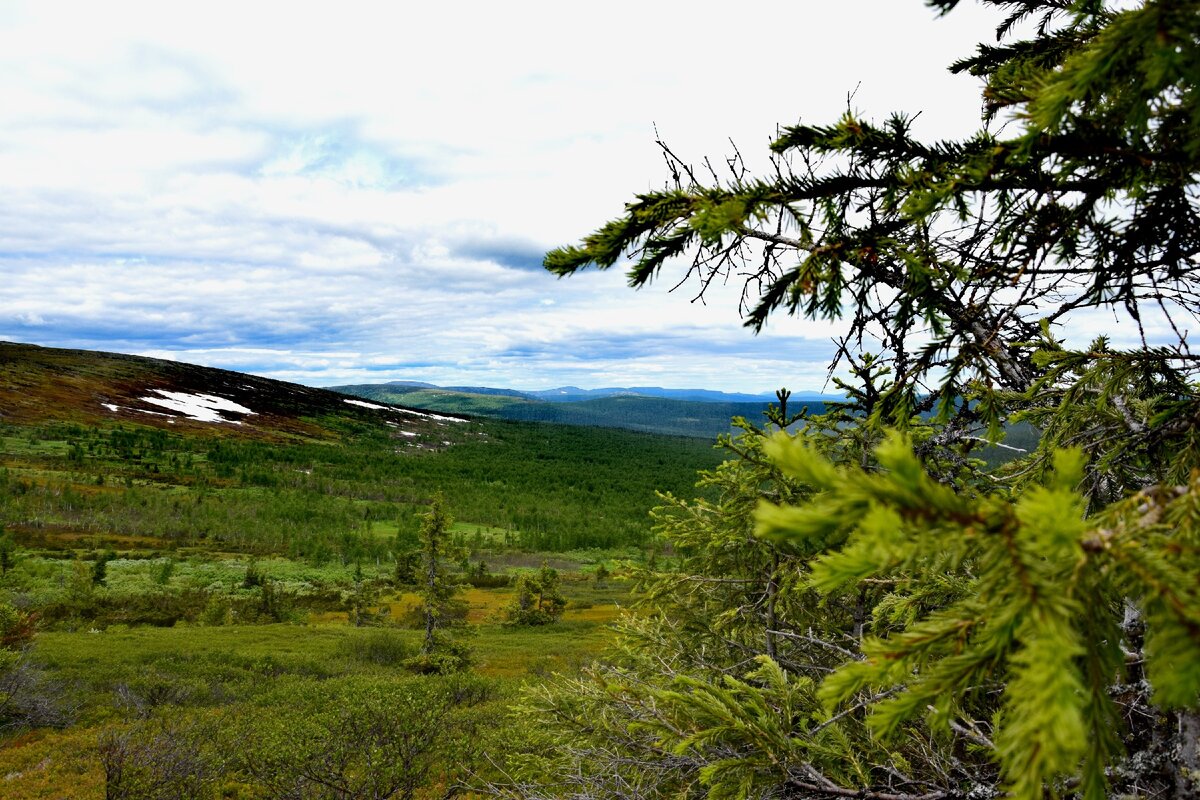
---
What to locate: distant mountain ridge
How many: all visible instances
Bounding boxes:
[330,381,839,438]
[528,386,776,403]
[525,386,842,404]
[373,380,535,399]
[344,381,842,405]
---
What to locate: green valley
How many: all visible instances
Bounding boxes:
[0,342,725,798]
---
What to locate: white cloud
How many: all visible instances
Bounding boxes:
[0,0,1057,392]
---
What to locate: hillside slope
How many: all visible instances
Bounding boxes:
[0,341,466,442]
[333,384,543,417]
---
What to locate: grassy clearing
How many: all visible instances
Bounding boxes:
[0,597,628,798]
[0,726,103,800]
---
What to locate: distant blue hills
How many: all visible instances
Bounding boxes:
[371,381,841,405]
[331,379,1035,464]
[331,380,844,439]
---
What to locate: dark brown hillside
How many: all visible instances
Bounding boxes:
[0,340,467,441]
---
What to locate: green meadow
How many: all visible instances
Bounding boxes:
[0,405,722,798]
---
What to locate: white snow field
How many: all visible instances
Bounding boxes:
[343,399,389,411]
[139,390,256,423]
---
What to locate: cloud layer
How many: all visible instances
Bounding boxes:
[1,1,1019,391]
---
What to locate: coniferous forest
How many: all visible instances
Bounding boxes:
[2,1,1200,798]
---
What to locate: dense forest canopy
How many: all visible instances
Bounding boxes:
[504,1,1200,798]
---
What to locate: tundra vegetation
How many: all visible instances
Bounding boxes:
[2,1,1198,799]
[0,400,719,797]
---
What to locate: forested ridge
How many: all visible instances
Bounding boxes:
[334,382,792,439]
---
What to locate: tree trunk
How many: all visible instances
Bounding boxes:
[765,553,779,661]
[1174,710,1200,797]
[423,555,436,654]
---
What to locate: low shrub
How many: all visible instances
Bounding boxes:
[466,572,510,588]
[338,628,415,667]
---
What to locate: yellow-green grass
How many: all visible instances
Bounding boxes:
[4,586,628,797]
[32,615,619,688]
[314,586,624,627]
[0,726,103,800]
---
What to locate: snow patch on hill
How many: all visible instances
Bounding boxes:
[344,399,389,411]
[140,390,256,423]
[344,397,466,424]
[394,407,466,423]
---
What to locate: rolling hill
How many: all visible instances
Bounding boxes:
[0,341,468,443]
[524,386,830,403]
[328,381,1038,462]
[330,381,834,438]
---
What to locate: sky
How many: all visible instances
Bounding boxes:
[0,1,1018,392]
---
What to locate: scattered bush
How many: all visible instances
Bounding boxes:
[466,571,511,588]
[338,629,415,667]
[114,673,207,719]
[503,562,566,626]
[234,675,492,797]
[198,595,231,627]
[402,631,472,675]
[100,717,220,800]
[0,602,37,650]
[0,600,75,733]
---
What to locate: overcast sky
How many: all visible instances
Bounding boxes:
[0,1,1016,392]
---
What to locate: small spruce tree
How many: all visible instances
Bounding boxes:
[346,577,383,627]
[393,548,420,586]
[504,561,567,626]
[91,550,114,587]
[405,494,471,673]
